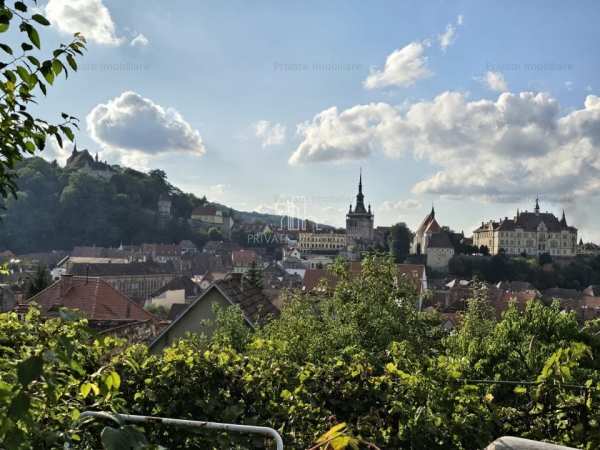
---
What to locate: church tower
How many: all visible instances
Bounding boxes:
[345,170,374,243]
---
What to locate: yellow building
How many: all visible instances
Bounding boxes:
[298,231,347,252]
[473,199,577,257]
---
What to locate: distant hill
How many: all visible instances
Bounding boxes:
[0,152,329,254]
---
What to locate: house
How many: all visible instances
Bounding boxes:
[145,276,202,311]
[282,247,301,261]
[232,250,258,274]
[425,232,455,272]
[179,240,198,254]
[149,275,279,353]
[279,258,306,279]
[67,262,177,302]
[194,271,229,290]
[25,274,157,332]
[303,254,335,270]
[190,206,234,238]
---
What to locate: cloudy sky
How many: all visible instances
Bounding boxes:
[26,0,600,241]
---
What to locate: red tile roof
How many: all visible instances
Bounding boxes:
[232,249,257,266]
[27,276,155,322]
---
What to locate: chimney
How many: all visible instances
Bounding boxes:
[60,274,73,297]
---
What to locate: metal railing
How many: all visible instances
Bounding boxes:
[81,411,284,450]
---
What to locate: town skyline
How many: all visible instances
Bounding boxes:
[24,0,600,242]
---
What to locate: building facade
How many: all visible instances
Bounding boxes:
[411,207,442,255]
[345,172,374,243]
[298,231,347,253]
[473,199,578,256]
[190,206,234,238]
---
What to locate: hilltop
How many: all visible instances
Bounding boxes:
[0,150,308,254]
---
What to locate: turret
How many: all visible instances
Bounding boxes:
[560,210,567,227]
[534,197,540,215]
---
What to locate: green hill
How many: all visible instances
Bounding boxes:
[0,152,316,254]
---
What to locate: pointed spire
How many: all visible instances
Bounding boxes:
[358,168,363,195]
[431,203,435,217]
[535,196,540,214]
[560,209,567,227]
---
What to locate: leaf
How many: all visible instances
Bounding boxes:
[111,371,121,390]
[16,65,31,84]
[100,426,149,450]
[31,14,51,26]
[280,389,292,400]
[513,386,527,395]
[25,24,41,49]
[17,355,43,386]
[60,125,75,141]
[14,2,27,12]
[80,382,92,398]
[52,59,64,76]
[8,391,30,418]
[0,43,12,55]
[66,54,77,71]
[41,62,54,84]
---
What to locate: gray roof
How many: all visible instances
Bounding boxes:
[150,276,279,349]
[69,262,176,277]
[428,232,454,249]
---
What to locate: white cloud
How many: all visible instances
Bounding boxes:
[86,91,206,166]
[253,120,286,147]
[565,81,574,91]
[586,85,593,92]
[290,91,600,206]
[41,137,74,165]
[289,103,401,164]
[363,41,432,89]
[438,24,456,51]
[457,14,464,25]
[479,71,509,92]
[380,199,421,212]
[130,33,149,47]
[45,0,123,46]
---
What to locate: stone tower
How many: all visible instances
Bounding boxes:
[345,171,374,242]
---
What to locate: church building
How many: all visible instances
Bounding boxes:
[345,172,374,243]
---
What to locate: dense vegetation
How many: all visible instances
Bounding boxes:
[3,256,600,449]
[0,157,212,253]
[450,253,600,290]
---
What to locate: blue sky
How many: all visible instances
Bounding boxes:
[28,0,600,240]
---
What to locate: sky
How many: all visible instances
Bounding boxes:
[22,0,600,241]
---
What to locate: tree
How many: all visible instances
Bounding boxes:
[244,260,263,289]
[0,2,86,198]
[388,222,413,263]
[25,265,51,298]
[207,227,222,241]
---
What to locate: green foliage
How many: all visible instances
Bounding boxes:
[24,264,50,298]
[3,256,600,448]
[387,222,413,263]
[0,158,209,252]
[450,253,600,290]
[244,260,263,289]
[0,307,126,449]
[0,1,85,199]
